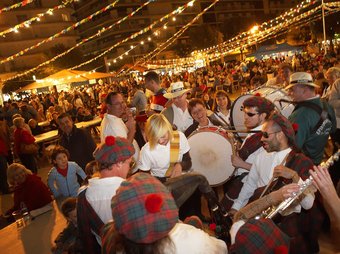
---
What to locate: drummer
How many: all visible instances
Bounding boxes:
[137,113,228,222]
[223,95,275,210]
[184,98,222,137]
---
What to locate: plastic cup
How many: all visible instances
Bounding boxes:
[12,210,24,228]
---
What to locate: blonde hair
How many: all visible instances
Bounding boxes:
[7,163,32,186]
[145,114,173,150]
[13,117,25,128]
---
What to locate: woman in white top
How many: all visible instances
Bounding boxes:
[212,90,232,127]
[138,113,191,180]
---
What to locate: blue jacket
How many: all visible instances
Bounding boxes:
[48,161,86,198]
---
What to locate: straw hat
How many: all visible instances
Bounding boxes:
[163,82,191,99]
[285,72,319,90]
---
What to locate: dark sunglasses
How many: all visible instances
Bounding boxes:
[244,112,259,117]
[261,130,281,138]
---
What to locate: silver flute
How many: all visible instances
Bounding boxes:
[263,149,340,219]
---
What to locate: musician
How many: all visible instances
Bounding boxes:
[286,72,336,165]
[184,98,221,137]
[223,96,275,210]
[162,82,193,132]
[137,113,228,222]
[230,113,320,253]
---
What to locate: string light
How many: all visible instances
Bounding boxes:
[2,0,154,82]
[69,0,197,70]
[0,0,120,65]
[0,0,34,14]
[0,0,75,37]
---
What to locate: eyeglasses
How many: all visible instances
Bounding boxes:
[244,112,259,117]
[261,130,281,138]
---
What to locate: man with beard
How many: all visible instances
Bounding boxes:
[229,113,321,254]
[223,96,275,210]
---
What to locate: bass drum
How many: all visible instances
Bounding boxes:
[230,86,294,136]
[188,127,234,186]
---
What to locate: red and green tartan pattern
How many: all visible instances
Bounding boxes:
[111,173,178,244]
[229,218,290,254]
[93,137,135,164]
[270,113,296,147]
[243,96,275,115]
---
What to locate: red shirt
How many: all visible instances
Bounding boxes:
[12,174,52,213]
[14,128,35,154]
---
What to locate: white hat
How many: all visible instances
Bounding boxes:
[285,72,319,90]
[164,82,191,99]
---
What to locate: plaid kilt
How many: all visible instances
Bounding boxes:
[229,218,290,254]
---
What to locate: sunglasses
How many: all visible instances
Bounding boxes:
[244,112,259,117]
[261,130,281,138]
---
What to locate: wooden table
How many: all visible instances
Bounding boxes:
[37,121,50,127]
[0,202,67,254]
[34,130,59,144]
[75,117,101,129]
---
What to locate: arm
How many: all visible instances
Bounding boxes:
[231,162,261,211]
[310,166,340,226]
[47,169,60,198]
[75,162,87,180]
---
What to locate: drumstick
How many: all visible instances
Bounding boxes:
[223,129,260,134]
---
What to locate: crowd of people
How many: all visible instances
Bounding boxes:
[0,50,339,253]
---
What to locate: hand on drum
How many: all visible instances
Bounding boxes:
[271,183,300,205]
[171,163,182,178]
[273,165,298,182]
[231,155,249,170]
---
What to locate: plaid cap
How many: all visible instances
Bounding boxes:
[111,173,178,244]
[230,218,290,254]
[243,96,275,115]
[269,113,296,146]
[93,136,135,164]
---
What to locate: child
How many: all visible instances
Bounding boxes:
[48,146,86,198]
[83,160,100,184]
[52,198,82,254]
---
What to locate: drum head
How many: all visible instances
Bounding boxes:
[188,131,233,186]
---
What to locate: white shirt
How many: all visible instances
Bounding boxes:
[168,223,228,254]
[100,113,140,167]
[235,125,265,179]
[138,131,190,177]
[80,176,124,244]
[100,113,128,142]
[232,148,292,210]
[172,104,193,132]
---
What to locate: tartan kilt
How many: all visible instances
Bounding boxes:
[222,173,248,211]
[229,218,290,254]
[278,200,325,254]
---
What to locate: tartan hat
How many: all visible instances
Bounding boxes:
[269,113,296,146]
[285,72,319,90]
[93,136,135,164]
[230,218,290,254]
[111,173,178,244]
[243,96,275,115]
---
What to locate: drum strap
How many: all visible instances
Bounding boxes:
[165,131,180,178]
